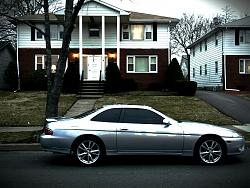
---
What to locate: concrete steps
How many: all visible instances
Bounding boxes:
[77,81,105,99]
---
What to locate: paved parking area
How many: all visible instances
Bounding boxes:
[196,91,250,124]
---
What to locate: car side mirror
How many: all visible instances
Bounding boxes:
[163,119,172,127]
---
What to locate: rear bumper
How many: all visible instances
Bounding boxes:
[40,134,72,154]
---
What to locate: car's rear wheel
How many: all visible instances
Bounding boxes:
[196,137,225,165]
[74,138,103,166]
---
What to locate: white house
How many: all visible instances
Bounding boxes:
[187,16,250,91]
[16,0,179,89]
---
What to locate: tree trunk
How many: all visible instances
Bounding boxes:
[45,0,85,118]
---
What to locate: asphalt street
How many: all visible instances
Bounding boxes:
[0,150,249,188]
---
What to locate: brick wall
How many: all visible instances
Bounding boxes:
[226,55,250,90]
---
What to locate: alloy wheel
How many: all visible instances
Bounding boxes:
[76,140,101,165]
[199,139,223,164]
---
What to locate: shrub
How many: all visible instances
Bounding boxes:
[148,82,163,91]
[120,78,137,92]
[166,58,184,90]
[4,61,18,91]
[105,62,121,93]
[29,69,47,90]
[63,61,80,93]
[176,81,197,96]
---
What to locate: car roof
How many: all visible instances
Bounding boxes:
[102,104,153,110]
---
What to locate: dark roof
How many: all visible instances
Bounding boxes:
[222,16,250,27]
[16,13,59,22]
[187,16,250,48]
[129,11,179,23]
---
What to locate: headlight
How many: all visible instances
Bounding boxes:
[231,131,242,138]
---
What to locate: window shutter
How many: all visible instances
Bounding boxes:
[235,29,239,45]
[31,27,35,41]
[153,22,157,41]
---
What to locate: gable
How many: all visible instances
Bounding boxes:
[56,0,129,16]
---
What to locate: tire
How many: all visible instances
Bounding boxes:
[196,137,225,165]
[74,138,103,166]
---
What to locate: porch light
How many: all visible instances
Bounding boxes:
[108,53,116,61]
[51,64,56,73]
[73,53,79,60]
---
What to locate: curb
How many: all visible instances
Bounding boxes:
[0,142,249,152]
[0,143,42,151]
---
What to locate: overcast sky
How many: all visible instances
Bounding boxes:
[101,0,250,19]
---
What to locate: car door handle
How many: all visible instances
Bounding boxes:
[120,128,128,131]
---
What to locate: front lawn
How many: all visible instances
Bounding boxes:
[0,91,77,126]
[96,91,239,126]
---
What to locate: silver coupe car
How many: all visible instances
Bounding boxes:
[40,105,245,166]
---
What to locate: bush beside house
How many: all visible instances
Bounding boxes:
[166,58,197,96]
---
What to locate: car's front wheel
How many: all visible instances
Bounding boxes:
[74,138,103,166]
[196,137,226,165]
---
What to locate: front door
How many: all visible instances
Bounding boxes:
[88,55,102,80]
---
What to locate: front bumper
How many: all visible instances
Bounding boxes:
[224,137,245,155]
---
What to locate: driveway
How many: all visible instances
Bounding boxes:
[196,91,250,124]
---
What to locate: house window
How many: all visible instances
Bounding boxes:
[145,25,153,40]
[215,61,218,74]
[204,39,207,51]
[89,27,100,37]
[200,42,202,52]
[205,64,207,75]
[59,25,64,39]
[193,68,195,78]
[239,59,250,74]
[240,30,250,43]
[122,24,153,41]
[215,33,218,46]
[122,24,130,40]
[35,54,59,73]
[35,24,64,40]
[35,55,44,70]
[131,25,144,40]
[35,24,44,40]
[126,55,158,73]
[200,66,202,75]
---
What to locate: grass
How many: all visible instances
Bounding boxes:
[0,131,42,144]
[0,91,77,126]
[96,91,239,126]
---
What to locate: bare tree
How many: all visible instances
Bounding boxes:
[0,0,61,45]
[171,13,211,58]
[219,5,238,24]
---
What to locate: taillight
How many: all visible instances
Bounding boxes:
[44,127,53,135]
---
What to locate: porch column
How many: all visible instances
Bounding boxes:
[101,15,105,80]
[116,15,120,68]
[79,15,83,80]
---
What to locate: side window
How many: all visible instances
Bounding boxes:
[122,109,164,124]
[91,108,122,123]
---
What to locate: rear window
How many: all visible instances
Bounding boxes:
[73,108,99,119]
[91,108,122,123]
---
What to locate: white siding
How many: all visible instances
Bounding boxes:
[223,29,250,55]
[120,24,170,49]
[18,23,170,49]
[56,1,120,16]
[190,31,223,88]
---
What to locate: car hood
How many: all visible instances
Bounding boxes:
[178,121,239,138]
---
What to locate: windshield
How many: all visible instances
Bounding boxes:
[73,108,99,119]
